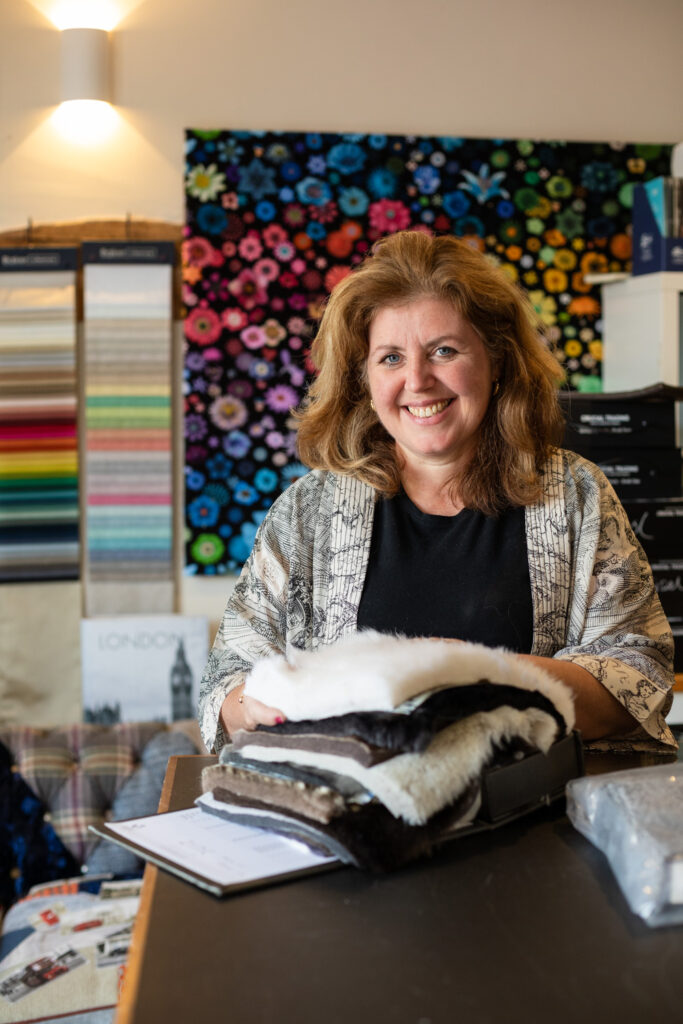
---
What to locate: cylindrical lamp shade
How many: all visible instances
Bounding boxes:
[60,28,110,103]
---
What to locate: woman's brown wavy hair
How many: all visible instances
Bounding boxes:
[295,230,564,514]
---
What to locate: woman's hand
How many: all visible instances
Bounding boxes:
[219,683,285,738]
[516,653,635,740]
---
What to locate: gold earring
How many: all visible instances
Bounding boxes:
[370,398,376,411]
[492,380,500,396]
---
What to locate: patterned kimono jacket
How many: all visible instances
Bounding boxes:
[198,449,676,755]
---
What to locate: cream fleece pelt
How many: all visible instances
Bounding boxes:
[243,630,575,731]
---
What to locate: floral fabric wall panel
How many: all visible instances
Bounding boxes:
[183,130,672,575]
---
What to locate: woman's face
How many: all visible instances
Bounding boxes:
[366,296,495,473]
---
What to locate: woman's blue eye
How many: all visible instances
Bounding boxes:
[435,346,455,357]
[383,353,401,365]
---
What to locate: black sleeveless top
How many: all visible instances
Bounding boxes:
[356,493,534,653]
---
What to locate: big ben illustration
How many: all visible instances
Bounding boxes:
[170,638,194,720]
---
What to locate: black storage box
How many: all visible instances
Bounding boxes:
[559,383,683,450]
[475,731,584,825]
[672,628,683,673]
[590,448,682,499]
[651,561,683,622]
[622,497,683,562]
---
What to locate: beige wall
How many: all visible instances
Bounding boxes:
[1,0,683,724]
[2,0,683,231]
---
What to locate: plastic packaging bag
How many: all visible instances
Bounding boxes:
[566,763,683,927]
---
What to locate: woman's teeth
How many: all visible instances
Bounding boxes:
[407,400,450,418]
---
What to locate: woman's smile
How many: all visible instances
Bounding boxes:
[404,398,453,419]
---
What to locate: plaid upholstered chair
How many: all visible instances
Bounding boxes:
[0,721,201,910]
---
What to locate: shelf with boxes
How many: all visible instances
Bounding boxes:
[600,178,683,409]
[559,384,683,675]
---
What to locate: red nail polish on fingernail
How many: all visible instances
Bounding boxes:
[275,716,284,724]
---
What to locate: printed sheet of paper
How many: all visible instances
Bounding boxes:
[100,803,337,894]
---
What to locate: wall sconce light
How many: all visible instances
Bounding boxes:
[53,23,116,144]
[60,27,110,103]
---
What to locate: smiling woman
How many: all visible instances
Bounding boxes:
[296,230,564,515]
[198,231,676,755]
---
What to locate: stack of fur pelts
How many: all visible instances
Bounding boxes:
[200,631,575,872]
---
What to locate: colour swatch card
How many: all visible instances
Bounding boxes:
[0,249,79,582]
[182,129,672,575]
[82,243,175,615]
[81,614,208,724]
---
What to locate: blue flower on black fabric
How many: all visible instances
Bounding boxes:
[228,534,252,563]
[206,453,233,479]
[455,214,485,237]
[414,165,441,195]
[305,133,323,150]
[295,177,333,206]
[217,139,244,163]
[224,430,251,458]
[581,162,620,193]
[367,167,397,199]
[496,199,515,218]
[233,481,259,506]
[197,204,228,234]
[188,495,220,527]
[587,216,616,237]
[254,467,279,493]
[327,142,366,175]
[255,200,276,221]
[339,187,369,216]
[248,358,275,380]
[458,164,510,204]
[186,469,206,490]
[305,221,327,240]
[281,161,303,183]
[442,191,471,218]
[307,155,327,174]
[439,137,464,150]
[281,462,309,483]
[369,135,387,149]
[238,158,278,199]
[240,521,259,548]
[204,482,230,505]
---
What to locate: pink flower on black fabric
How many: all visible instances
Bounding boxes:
[264,384,298,412]
[185,306,222,345]
[228,268,268,309]
[182,236,215,268]
[368,199,411,233]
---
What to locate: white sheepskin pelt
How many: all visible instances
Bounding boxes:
[243,630,575,730]
[237,703,559,826]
